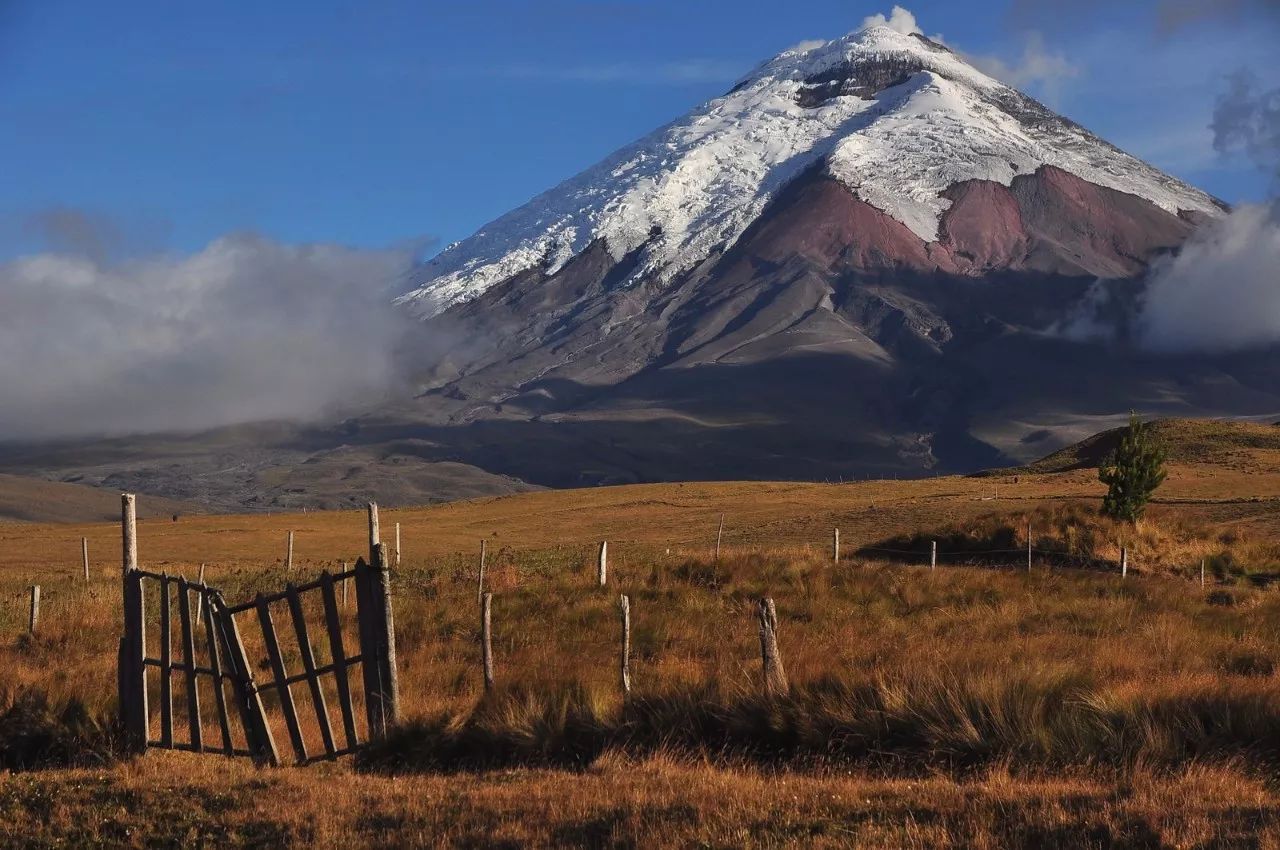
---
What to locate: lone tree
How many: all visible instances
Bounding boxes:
[1098,412,1167,523]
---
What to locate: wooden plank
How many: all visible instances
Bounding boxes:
[354,557,382,737]
[286,584,337,758]
[178,578,202,752]
[320,572,359,749]
[201,587,234,755]
[214,597,279,767]
[220,567,361,614]
[159,574,174,748]
[256,594,307,764]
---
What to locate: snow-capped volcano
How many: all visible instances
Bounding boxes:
[368,18,1277,489]
[401,24,1220,316]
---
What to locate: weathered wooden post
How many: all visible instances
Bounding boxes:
[367,502,381,560]
[119,493,148,753]
[286,530,295,572]
[481,592,495,692]
[597,541,608,587]
[395,522,402,568]
[1121,547,1128,579]
[194,563,206,620]
[356,542,399,738]
[478,539,487,604]
[757,597,788,696]
[833,528,840,565]
[715,514,725,561]
[1200,558,1206,589]
[82,537,90,583]
[930,540,937,571]
[1027,521,1033,572]
[374,542,399,729]
[28,585,39,633]
[342,562,349,608]
[619,594,632,702]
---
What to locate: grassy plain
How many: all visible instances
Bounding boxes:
[2,418,1280,847]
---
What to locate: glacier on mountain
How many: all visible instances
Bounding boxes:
[400,24,1221,317]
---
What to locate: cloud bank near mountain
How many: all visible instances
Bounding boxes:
[1136,70,1280,353]
[0,230,422,440]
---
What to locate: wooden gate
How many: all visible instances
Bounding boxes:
[116,495,399,766]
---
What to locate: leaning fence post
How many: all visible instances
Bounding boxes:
[119,493,148,754]
[619,594,632,702]
[478,540,487,604]
[1121,547,1128,579]
[715,514,725,561]
[833,528,840,565]
[757,597,788,696]
[597,541,608,587]
[82,537,90,583]
[28,586,39,633]
[481,592,495,692]
[930,540,937,571]
[342,562,350,608]
[286,530,295,572]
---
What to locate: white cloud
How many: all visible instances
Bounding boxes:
[860,5,922,35]
[785,39,830,55]
[967,32,1080,103]
[1137,204,1280,352]
[0,233,420,439]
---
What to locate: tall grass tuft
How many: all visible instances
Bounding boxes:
[0,688,119,770]
[358,671,1280,776]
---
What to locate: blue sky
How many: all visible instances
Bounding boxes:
[1,0,1277,262]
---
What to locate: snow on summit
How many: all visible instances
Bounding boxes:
[400,21,1222,317]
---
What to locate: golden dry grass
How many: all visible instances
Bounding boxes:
[4,425,1280,847]
[7,755,1280,848]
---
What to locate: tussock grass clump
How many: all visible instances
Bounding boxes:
[0,689,118,770]
[359,671,1280,776]
[358,683,610,772]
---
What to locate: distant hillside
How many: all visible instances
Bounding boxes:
[0,474,197,523]
[1019,418,1280,474]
